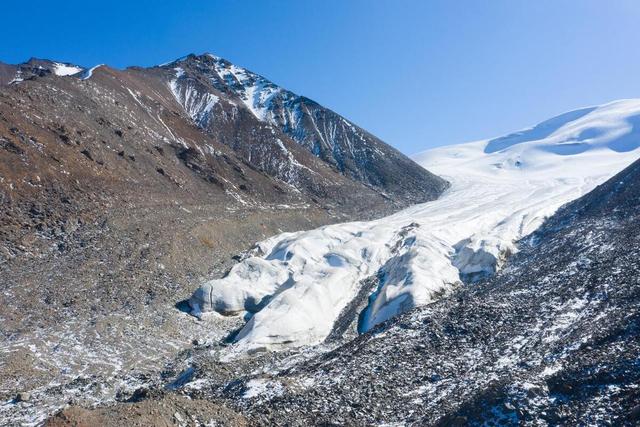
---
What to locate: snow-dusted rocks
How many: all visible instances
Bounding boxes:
[190,99,640,350]
[168,67,220,127]
[0,58,86,85]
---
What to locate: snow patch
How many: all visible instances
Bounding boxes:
[52,62,83,76]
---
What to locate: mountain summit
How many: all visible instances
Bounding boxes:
[163,54,444,202]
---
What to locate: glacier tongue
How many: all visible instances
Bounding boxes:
[189,99,640,350]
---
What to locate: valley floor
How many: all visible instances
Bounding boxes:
[0,201,338,426]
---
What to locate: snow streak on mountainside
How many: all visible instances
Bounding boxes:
[229,155,640,426]
[190,99,640,350]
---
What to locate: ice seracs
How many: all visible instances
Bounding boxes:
[189,99,640,351]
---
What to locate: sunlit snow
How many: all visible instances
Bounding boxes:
[52,62,83,76]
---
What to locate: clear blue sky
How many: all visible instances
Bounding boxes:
[2,1,640,154]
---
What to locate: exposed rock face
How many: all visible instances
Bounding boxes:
[166,54,447,204]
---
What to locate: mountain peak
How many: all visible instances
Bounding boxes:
[161,52,447,201]
[161,52,227,68]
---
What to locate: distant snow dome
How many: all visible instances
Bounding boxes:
[189,99,640,351]
[481,100,640,155]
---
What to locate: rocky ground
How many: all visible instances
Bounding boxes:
[45,394,249,427]
[0,198,334,425]
[5,53,639,427]
[43,159,640,426]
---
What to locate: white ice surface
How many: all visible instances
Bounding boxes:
[52,62,83,76]
[191,99,640,350]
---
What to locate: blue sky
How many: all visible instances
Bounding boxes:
[2,1,640,154]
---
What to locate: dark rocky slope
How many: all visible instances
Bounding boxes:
[166,54,445,204]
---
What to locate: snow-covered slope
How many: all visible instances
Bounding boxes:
[190,99,640,350]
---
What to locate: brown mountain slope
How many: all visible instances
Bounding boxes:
[0,55,446,420]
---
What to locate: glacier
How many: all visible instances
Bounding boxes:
[189,99,640,350]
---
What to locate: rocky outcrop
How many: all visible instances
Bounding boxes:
[163,54,448,205]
